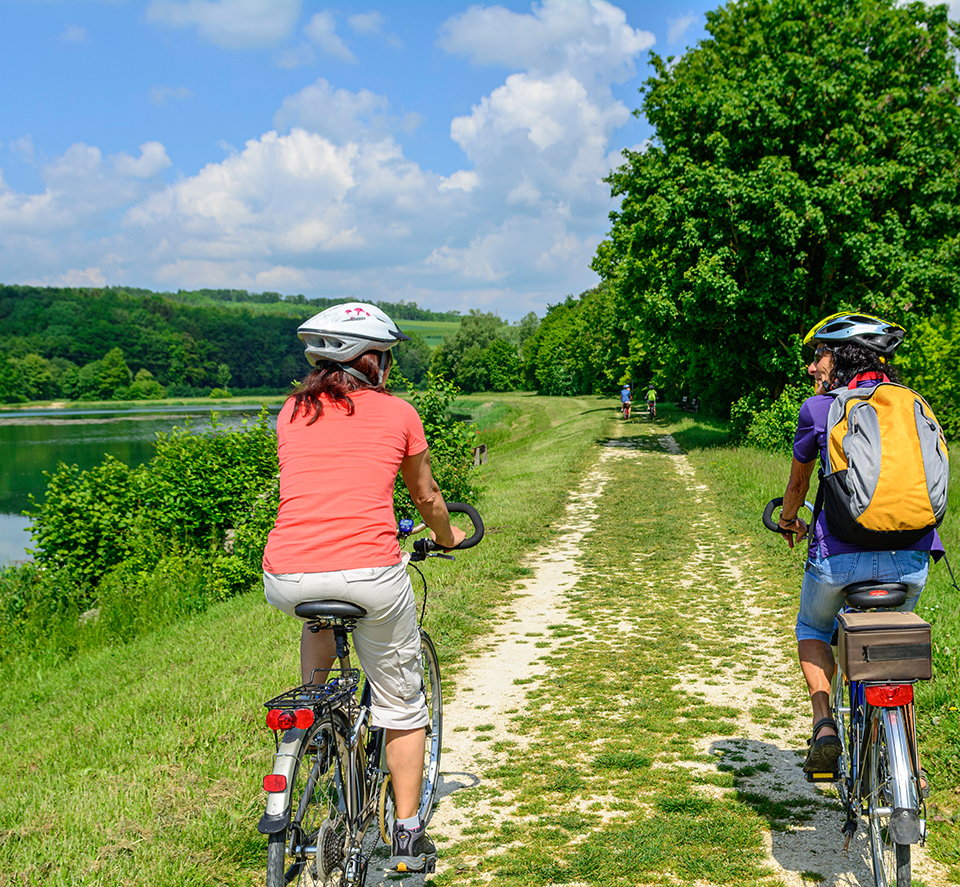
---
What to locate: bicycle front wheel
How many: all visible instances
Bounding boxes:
[267,712,351,887]
[866,709,914,887]
[378,629,443,842]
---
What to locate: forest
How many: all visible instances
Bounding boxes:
[0,285,539,403]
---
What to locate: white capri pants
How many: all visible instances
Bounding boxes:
[263,561,428,731]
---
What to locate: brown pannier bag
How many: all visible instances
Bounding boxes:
[837,611,932,682]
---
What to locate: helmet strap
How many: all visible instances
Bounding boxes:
[337,363,378,386]
[336,352,389,387]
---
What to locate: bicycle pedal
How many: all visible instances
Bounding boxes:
[805,771,838,783]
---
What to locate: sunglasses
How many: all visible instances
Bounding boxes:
[814,345,833,361]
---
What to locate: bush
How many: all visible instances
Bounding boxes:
[395,373,480,518]
[731,385,808,453]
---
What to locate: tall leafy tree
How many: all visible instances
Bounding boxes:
[594,0,960,411]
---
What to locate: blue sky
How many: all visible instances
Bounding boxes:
[1,0,723,320]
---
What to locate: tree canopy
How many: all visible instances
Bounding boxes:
[593,0,960,410]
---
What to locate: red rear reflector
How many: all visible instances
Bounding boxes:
[263,774,287,792]
[868,590,887,596]
[295,709,315,729]
[267,709,298,730]
[865,684,914,707]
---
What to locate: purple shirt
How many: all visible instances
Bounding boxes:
[793,386,943,561]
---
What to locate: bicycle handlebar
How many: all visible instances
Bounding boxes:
[412,502,485,557]
[762,497,814,535]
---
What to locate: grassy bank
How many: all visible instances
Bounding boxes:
[1,398,957,884]
[0,393,612,886]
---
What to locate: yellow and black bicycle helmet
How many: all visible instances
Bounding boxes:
[803,312,905,358]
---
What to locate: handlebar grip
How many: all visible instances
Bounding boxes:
[413,502,485,555]
[762,497,789,535]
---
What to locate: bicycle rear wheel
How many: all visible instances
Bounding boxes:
[378,629,443,841]
[866,709,913,887]
[831,668,851,806]
[267,712,351,887]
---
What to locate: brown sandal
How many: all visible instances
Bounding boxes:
[803,717,842,773]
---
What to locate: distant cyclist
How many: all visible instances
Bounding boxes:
[620,383,632,419]
[776,313,943,774]
[261,302,466,873]
[645,383,657,420]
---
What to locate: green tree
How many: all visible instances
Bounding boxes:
[126,368,167,400]
[99,347,132,399]
[594,0,960,413]
[432,310,508,388]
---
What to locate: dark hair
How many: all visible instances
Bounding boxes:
[290,350,393,425]
[828,342,899,389]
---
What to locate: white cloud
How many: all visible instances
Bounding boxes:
[439,0,653,92]
[667,12,698,45]
[347,11,384,35]
[347,10,401,47]
[11,135,36,164]
[303,11,355,63]
[0,142,170,236]
[149,85,193,106]
[56,267,107,287]
[146,0,301,49]
[60,24,90,43]
[273,79,389,143]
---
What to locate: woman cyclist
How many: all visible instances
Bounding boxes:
[261,303,466,874]
[776,312,943,774]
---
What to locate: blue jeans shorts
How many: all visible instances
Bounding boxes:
[795,549,928,644]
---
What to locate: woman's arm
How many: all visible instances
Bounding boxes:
[400,448,467,550]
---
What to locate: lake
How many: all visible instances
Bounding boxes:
[0,404,280,565]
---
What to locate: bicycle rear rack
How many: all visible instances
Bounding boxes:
[264,670,362,711]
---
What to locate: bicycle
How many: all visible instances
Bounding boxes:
[258,502,484,887]
[763,498,931,887]
[646,399,656,420]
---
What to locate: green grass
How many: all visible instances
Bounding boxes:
[0,393,608,886]
[1,396,957,884]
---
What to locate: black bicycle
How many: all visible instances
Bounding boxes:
[259,503,484,887]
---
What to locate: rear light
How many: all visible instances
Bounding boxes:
[263,774,287,792]
[868,590,887,596]
[266,708,315,730]
[865,684,914,707]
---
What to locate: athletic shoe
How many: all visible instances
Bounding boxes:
[386,822,437,873]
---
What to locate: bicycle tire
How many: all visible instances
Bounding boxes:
[866,710,912,887]
[831,668,851,807]
[378,629,443,842]
[266,711,351,887]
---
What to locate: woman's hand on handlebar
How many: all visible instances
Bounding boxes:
[431,526,467,550]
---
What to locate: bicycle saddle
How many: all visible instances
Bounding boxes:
[295,600,368,621]
[842,581,908,609]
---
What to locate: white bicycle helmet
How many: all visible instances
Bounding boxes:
[298,302,410,385]
[802,312,905,357]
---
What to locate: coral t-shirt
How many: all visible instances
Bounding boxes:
[262,390,427,574]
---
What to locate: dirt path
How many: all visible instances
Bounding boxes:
[374,423,950,885]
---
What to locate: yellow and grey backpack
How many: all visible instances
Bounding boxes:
[818,379,949,547]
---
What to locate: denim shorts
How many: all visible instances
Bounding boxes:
[795,549,928,644]
[263,562,428,731]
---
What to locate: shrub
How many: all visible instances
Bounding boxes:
[733,386,807,453]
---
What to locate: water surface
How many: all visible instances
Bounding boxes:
[0,404,279,564]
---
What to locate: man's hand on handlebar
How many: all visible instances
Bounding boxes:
[431,526,467,550]
[778,515,808,549]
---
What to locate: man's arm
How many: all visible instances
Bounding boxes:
[779,457,815,548]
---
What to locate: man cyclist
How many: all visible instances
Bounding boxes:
[261,303,466,873]
[776,312,943,774]
[645,383,657,420]
[620,382,632,419]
